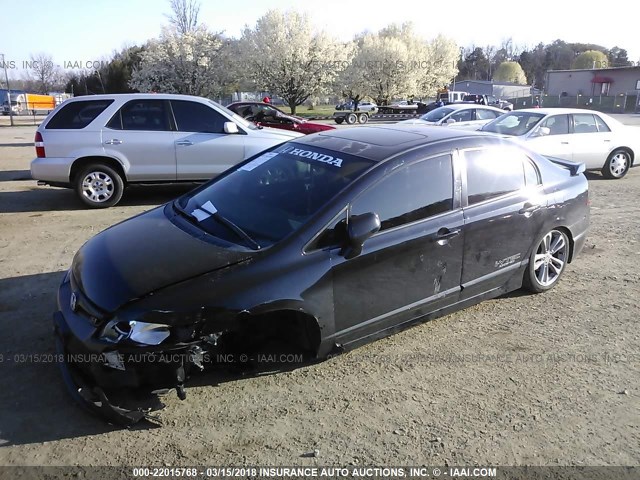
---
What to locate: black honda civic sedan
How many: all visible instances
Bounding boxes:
[54,125,589,425]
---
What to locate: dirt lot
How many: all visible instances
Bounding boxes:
[0,121,638,468]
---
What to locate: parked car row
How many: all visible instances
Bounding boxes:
[397,106,637,180]
[30,96,638,214]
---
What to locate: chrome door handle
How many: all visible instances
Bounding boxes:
[104,139,122,145]
[176,140,193,146]
[433,228,461,245]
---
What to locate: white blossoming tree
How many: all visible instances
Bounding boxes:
[334,25,459,106]
[130,26,228,98]
[239,10,350,114]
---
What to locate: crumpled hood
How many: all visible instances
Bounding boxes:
[71,206,254,312]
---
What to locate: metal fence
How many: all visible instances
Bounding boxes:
[508,94,639,113]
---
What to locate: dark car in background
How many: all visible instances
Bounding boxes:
[54,126,589,425]
[227,101,335,135]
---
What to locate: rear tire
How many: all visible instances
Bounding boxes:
[602,149,631,179]
[358,113,369,124]
[523,229,569,293]
[75,163,124,208]
[346,113,357,125]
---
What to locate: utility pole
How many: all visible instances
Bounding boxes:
[1,53,15,126]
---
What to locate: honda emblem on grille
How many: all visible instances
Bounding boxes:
[70,292,78,312]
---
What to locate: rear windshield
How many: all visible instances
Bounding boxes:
[46,100,114,129]
[175,143,375,248]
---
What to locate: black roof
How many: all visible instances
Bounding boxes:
[292,125,495,162]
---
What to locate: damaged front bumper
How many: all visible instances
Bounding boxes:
[53,275,211,427]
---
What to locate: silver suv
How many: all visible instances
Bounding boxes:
[31,94,303,208]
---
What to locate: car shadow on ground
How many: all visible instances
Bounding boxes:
[0,271,120,446]
[0,143,34,148]
[0,270,316,444]
[583,171,609,181]
[0,170,31,182]
[0,184,198,213]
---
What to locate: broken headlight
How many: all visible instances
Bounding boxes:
[99,319,170,346]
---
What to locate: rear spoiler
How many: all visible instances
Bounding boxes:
[545,156,586,176]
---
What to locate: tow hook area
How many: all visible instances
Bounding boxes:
[55,335,169,427]
[54,326,206,427]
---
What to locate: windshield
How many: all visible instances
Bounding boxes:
[420,107,454,122]
[208,100,258,130]
[175,143,375,248]
[481,112,545,136]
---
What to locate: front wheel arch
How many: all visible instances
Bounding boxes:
[224,309,322,360]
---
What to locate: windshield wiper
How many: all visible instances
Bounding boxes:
[209,210,261,250]
[173,199,198,222]
[173,200,260,250]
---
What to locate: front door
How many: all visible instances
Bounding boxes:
[330,154,464,345]
[171,100,247,180]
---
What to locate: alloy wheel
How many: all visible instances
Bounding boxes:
[533,230,568,287]
[81,171,114,203]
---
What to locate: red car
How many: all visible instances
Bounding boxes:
[227,102,335,135]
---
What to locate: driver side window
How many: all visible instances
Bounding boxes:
[350,155,454,232]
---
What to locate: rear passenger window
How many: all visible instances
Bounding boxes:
[171,100,227,133]
[46,100,113,129]
[572,114,598,134]
[594,115,611,132]
[476,109,500,120]
[108,100,170,131]
[464,148,526,205]
[350,155,453,232]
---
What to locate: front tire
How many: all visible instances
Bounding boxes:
[335,117,344,124]
[523,229,569,293]
[75,164,124,208]
[602,149,631,179]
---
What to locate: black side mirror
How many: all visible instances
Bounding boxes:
[341,212,381,259]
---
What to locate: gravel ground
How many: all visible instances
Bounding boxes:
[0,123,638,467]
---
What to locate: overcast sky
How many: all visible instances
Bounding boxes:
[1,0,638,78]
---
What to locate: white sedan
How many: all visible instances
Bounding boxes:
[481,108,638,179]
[401,104,505,130]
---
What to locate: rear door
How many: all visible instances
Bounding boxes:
[570,113,614,168]
[103,99,177,181]
[171,100,247,180]
[460,147,546,299]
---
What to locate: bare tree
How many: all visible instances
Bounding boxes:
[28,53,59,93]
[166,0,200,34]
